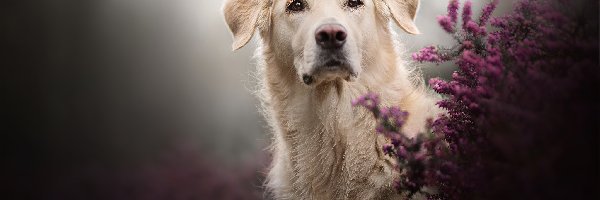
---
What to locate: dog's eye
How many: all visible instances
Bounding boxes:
[347,0,364,8]
[287,0,306,12]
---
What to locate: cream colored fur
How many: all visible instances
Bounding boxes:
[223,0,440,199]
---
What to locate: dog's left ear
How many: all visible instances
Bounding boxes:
[382,0,420,34]
[223,0,270,51]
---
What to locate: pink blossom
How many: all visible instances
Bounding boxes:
[479,0,498,26]
[448,0,460,23]
[437,15,455,33]
[465,21,486,36]
[462,40,474,49]
[462,0,472,29]
[412,46,442,63]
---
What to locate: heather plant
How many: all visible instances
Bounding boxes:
[354,0,598,199]
[352,94,452,199]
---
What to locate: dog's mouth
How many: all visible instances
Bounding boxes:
[319,59,350,73]
[324,59,342,67]
[302,56,357,85]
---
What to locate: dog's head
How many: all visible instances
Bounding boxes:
[224,0,420,85]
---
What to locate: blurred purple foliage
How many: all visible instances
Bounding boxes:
[40,146,268,200]
[355,0,598,199]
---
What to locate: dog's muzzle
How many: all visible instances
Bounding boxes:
[303,23,356,85]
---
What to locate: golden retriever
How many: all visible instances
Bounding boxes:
[223,0,439,199]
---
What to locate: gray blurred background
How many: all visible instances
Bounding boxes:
[2,0,512,199]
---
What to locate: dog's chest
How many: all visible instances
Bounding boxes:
[277,84,381,198]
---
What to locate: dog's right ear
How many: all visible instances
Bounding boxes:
[223,0,265,51]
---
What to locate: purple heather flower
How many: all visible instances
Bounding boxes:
[386,107,408,126]
[460,50,480,66]
[412,46,442,63]
[437,15,455,33]
[479,0,498,26]
[487,32,500,45]
[429,78,452,95]
[375,124,386,134]
[448,0,460,23]
[462,40,474,49]
[490,17,507,28]
[396,145,409,159]
[351,92,380,111]
[465,21,486,36]
[383,144,394,155]
[462,0,473,29]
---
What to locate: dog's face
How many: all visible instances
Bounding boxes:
[273,0,377,85]
[224,0,420,85]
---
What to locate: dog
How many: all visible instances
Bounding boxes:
[223,0,440,199]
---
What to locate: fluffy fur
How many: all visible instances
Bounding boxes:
[224,0,440,199]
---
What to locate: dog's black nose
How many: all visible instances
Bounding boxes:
[315,24,347,49]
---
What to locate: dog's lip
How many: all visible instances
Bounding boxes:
[313,57,355,74]
[319,58,348,71]
[302,58,357,85]
[324,59,342,67]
